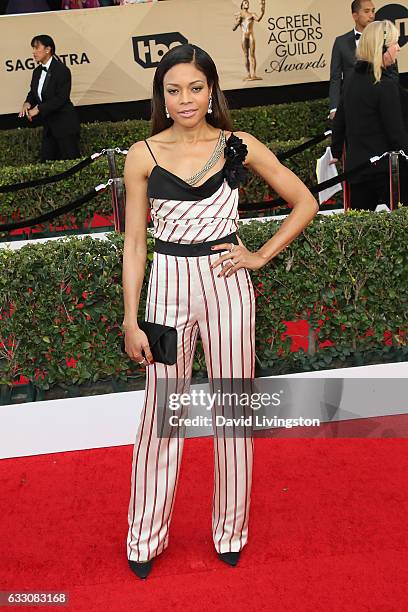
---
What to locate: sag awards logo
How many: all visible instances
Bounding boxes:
[5,52,90,72]
[265,11,326,74]
[132,32,188,68]
[232,1,326,79]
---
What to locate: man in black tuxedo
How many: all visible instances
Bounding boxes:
[329,0,375,119]
[19,35,80,161]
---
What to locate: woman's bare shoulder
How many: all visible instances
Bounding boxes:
[126,139,149,157]
[231,130,263,152]
[231,130,275,168]
[232,130,259,144]
[124,140,152,178]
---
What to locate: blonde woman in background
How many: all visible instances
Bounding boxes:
[331,20,408,210]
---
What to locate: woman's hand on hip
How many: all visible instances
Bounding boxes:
[123,327,154,366]
[210,235,266,278]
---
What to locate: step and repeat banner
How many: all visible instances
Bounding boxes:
[0,0,407,114]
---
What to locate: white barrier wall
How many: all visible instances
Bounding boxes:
[1,362,407,459]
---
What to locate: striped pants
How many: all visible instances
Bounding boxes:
[127,250,256,562]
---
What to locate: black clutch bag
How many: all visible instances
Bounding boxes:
[121,321,177,365]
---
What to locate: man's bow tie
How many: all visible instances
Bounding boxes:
[355,32,361,41]
[42,66,48,73]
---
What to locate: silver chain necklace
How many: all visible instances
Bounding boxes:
[183,130,226,186]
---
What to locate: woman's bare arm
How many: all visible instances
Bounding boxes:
[211,131,319,276]
[242,132,319,263]
[122,141,150,332]
[240,131,319,264]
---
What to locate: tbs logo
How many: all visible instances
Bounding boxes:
[376,4,408,47]
[132,33,188,68]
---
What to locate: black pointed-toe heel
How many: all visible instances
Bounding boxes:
[218,551,241,567]
[128,558,153,579]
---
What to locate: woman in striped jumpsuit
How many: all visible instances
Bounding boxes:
[122,44,318,579]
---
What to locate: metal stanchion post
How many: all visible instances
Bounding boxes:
[106,148,121,231]
[113,177,125,232]
[342,147,350,211]
[308,325,316,356]
[388,151,400,211]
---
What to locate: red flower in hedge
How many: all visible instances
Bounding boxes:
[76,303,84,309]
[82,291,88,299]
[66,357,77,368]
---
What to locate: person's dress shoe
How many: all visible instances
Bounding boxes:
[128,558,153,579]
[218,551,241,566]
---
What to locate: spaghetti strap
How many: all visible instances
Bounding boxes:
[144,140,158,165]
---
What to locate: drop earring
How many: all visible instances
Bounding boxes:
[207,95,213,114]
[165,104,170,119]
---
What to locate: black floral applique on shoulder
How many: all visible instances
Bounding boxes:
[223,133,248,189]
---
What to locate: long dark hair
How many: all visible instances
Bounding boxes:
[150,44,233,136]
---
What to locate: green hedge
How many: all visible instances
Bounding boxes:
[0,99,329,166]
[1,209,406,394]
[0,157,117,236]
[0,137,330,238]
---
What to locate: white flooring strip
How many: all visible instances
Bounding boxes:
[0,361,406,459]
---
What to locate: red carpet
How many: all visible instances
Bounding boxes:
[1,438,408,611]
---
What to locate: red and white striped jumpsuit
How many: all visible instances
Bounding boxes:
[127,133,256,562]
